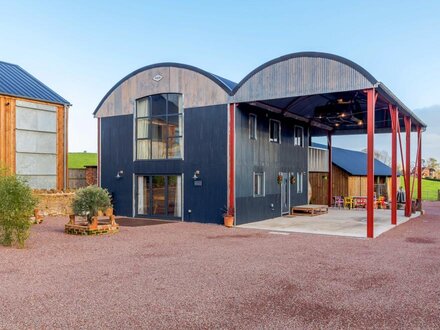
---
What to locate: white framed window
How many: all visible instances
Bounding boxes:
[249,113,257,140]
[253,172,265,197]
[297,172,303,193]
[269,119,281,143]
[294,125,304,147]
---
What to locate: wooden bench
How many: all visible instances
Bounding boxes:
[290,204,329,216]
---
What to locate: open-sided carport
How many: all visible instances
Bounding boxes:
[229,53,426,237]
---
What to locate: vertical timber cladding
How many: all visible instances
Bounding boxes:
[235,104,309,225]
[0,97,16,172]
[15,99,61,189]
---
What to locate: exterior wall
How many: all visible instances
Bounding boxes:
[309,172,328,205]
[235,104,309,225]
[234,55,374,103]
[96,67,230,118]
[100,105,228,223]
[0,96,66,190]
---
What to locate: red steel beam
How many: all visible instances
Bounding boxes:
[228,103,235,217]
[417,126,422,209]
[327,132,333,207]
[404,116,412,217]
[396,119,406,188]
[389,105,398,225]
[366,89,376,238]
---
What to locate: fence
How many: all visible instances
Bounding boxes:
[68,166,97,189]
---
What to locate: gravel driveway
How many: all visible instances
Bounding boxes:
[1,202,439,329]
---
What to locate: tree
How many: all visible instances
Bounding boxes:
[361,149,391,166]
[426,157,439,170]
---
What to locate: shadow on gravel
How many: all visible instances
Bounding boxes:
[405,237,436,244]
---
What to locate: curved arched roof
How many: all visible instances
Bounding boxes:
[232,52,378,94]
[93,62,236,115]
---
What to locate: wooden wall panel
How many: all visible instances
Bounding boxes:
[0,97,16,173]
[309,172,328,205]
[56,105,65,190]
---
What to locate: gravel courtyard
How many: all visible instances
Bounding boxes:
[1,203,439,329]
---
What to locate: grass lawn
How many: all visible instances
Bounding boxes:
[68,152,97,169]
[400,177,440,201]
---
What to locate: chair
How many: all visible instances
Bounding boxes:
[344,197,354,209]
[354,197,367,209]
[333,196,343,209]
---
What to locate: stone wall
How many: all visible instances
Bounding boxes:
[34,191,75,216]
[85,166,97,186]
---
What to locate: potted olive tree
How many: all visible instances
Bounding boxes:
[71,186,112,229]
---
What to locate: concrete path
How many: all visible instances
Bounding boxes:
[239,208,420,238]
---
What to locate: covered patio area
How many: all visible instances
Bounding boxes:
[238,208,421,238]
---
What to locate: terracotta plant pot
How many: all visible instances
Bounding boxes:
[224,216,234,228]
[105,207,114,216]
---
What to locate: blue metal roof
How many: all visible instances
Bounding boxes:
[312,143,394,176]
[0,60,70,105]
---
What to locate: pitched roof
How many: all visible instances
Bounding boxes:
[312,143,394,176]
[0,60,70,105]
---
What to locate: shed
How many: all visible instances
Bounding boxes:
[0,61,70,189]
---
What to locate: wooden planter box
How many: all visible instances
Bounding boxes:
[65,215,119,236]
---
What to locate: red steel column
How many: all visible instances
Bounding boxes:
[404,116,412,217]
[327,132,333,207]
[228,103,235,216]
[390,105,398,225]
[417,126,422,209]
[367,89,375,238]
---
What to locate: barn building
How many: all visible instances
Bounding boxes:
[94,52,426,237]
[0,61,70,189]
[309,143,396,205]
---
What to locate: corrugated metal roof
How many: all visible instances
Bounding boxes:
[312,143,394,176]
[0,60,70,105]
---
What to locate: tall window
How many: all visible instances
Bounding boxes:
[253,172,265,197]
[294,126,304,147]
[269,119,281,143]
[136,93,183,160]
[297,172,303,193]
[249,113,257,140]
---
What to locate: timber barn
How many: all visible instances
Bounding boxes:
[94,52,426,236]
[308,143,395,205]
[0,61,70,189]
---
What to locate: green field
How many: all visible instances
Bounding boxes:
[68,152,97,169]
[400,177,440,201]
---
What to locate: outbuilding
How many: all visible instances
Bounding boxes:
[94,52,425,237]
[0,61,70,189]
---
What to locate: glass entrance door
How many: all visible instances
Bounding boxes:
[280,172,290,215]
[137,175,182,219]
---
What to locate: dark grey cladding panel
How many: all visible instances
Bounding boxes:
[233,55,374,103]
[183,104,228,224]
[235,104,309,225]
[100,114,134,216]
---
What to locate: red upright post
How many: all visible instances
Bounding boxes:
[327,132,333,207]
[417,126,422,210]
[366,89,375,238]
[404,116,412,217]
[390,105,398,225]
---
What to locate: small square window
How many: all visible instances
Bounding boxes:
[294,126,304,147]
[253,172,265,197]
[269,119,281,143]
[297,172,303,193]
[249,114,257,140]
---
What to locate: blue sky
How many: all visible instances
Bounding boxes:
[1,0,439,160]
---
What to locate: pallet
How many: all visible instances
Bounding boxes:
[290,204,328,216]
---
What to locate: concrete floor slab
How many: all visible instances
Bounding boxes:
[238,208,420,238]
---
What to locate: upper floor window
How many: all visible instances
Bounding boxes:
[136,93,183,160]
[294,126,304,147]
[249,113,257,140]
[269,119,281,143]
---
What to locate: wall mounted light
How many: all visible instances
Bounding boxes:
[115,170,124,179]
[192,170,200,180]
